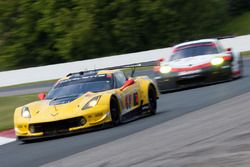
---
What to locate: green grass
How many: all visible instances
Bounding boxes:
[0,79,57,90]
[0,93,37,131]
[241,50,250,56]
[223,12,250,35]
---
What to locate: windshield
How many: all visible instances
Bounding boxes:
[171,43,219,60]
[46,75,112,100]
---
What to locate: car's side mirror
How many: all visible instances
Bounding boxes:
[226,48,232,52]
[156,58,165,66]
[120,79,135,91]
[38,92,46,100]
[159,58,164,62]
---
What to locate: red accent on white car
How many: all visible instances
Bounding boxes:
[171,63,211,72]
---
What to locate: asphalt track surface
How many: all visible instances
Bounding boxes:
[0,59,250,167]
[44,89,250,167]
[0,83,53,97]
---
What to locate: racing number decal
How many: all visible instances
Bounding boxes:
[125,94,132,109]
[133,92,139,106]
[125,92,139,109]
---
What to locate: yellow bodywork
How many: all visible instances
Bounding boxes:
[14,70,159,138]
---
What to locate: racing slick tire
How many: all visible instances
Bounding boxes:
[232,57,244,79]
[110,96,121,126]
[238,57,244,78]
[17,136,28,143]
[148,85,157,115]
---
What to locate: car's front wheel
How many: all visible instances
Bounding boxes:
[110,97,121,126]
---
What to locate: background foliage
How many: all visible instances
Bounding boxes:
[0,0,249,71]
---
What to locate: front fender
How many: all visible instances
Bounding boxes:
[135,76,159,105]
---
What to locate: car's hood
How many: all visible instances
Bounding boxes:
[23,92,102,123]
[162,53,229,68]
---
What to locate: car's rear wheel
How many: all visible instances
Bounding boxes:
[238,57,244,78]
[148,85,157,115]
[110,97,121,126]
[232,57,243,79]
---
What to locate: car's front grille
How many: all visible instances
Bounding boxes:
[29,116,86,135]
[177,76,206,85]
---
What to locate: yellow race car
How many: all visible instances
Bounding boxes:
[14,69,159,141]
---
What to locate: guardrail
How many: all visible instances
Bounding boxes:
[0,35,250,87]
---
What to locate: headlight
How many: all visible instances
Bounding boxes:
[82,96,101,110]
[22,107,31,118]
[160,66,172,73]
[211,57,224,66]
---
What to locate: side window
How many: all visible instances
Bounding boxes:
[114,72,127,88]
[216,41,225,53]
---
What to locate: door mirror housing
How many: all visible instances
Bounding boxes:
[120,79,135,91]
[38,92,46,100]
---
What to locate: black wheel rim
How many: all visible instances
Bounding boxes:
[149,88,156,111]
[111,100,119,124]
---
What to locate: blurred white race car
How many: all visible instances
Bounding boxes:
[154,39,243,92]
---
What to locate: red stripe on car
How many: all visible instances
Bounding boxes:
[233,70,241,76]
[153,66,160,72]
[171,63,211,72]
[223,56,232,61]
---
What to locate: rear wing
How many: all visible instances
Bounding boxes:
[66,61,156,78]
[115,63,142,77]
[107,61,156,77]
[216,35,235,40]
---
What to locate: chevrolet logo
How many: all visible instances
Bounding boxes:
[51,113,58,117]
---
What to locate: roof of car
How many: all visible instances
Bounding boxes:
[173,39,218,48]
[58,69,120,82]
[97,69,119,75]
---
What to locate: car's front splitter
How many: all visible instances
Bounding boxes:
[16,122,112,142]
[155,65,232,92]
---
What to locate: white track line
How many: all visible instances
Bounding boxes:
[0,137,16,146]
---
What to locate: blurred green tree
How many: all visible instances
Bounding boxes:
[228,0,250,16]
[0,0,232,71]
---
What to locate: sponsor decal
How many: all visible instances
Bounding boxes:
[178,69,202,76]
[61,74,109,83]
[179,74,200,79]
[125,94,132,109]
[142,105,149,110]
[154,76,162,79]
[133,92,139,106]
[125,91,139,109]
[221,65,230,69]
